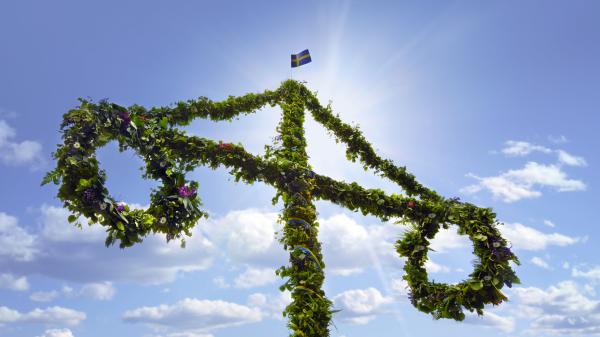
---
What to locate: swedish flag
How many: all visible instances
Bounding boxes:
[291,49,312,68]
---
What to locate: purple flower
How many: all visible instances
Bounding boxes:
[178,185,197,198]
[116,203,126,212]
[408,290,417,306]
[117,110,131,123]
[83,189,95,202]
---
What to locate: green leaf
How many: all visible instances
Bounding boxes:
[67,215,77,223]
[473,234,487,241]
[159,117,169,129]
[469,281,484,290]
[116,222,125,231]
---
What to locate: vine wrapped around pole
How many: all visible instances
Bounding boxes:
[43,79,520,336]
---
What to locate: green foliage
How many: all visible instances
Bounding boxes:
[44,79,519,336]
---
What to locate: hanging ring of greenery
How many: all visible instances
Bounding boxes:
[46,99,207,248]
[395,204,520,321]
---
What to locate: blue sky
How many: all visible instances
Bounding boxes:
[1,1,599,336]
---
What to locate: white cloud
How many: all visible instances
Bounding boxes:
[0,212,37,261]
[530,257,551,269]
[0,206,215,285]
[31,282,115,302]
[510,281,600,335]
[0,305,85,326]
[0,119,43,168]
[389,278,409,296]
[463,311,515,333]
[199,209,286,267]
[572,266,600,281]
[501,140,551,156]
[425,260,450,273]
[332,287,393,325]
[463,162,586,202]
[318,214,404,275]
[78,282,115,300]
[123,298,262,331]
[0,273,29,291]
[429,227,469,252]
[233,268,277,289]
[557,150,587,167]
[543,219,556,228]
[30,290,60,302]
[36,328,74,337]
[499,223,579,251]
[246,291,291,320]
[212,277,230,289]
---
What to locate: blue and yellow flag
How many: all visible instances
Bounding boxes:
[291,49,312,68]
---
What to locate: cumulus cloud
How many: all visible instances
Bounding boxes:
[0,212,37,261]
[36,328,74,337]
[233,268,277,289]
[0,306,85,326]
[318,214,404,276]
[123,298,262,332]
[77,282,116,300]
[0,273,29,291]
[530,257,551,269]
[332,287,393,324]
[30,290,60,302]
[429,227,469,252]
[31,282,115,302]
[246,291,292,320]
[0,206,215,285]
[36,329,74,337]
[572,266,600,282]
[501,141,551,156]
[463,162,586,202]
[199,209,287,267]
[463,311,515,333]
[557,150,587,167]
[510,281,600,335]
[425,260,450,273]
[499,223,580,251]
[0,119,43,168]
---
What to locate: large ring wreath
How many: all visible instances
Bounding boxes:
[395,198,519,320]
[47,99,207,248]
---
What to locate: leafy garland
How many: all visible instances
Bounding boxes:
[43,79,519,336]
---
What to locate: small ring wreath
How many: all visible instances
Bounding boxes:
[395,200,520,320]
[44,99,207,248]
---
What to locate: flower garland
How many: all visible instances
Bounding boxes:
[43,79,519,336]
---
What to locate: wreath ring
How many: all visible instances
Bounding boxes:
[48,99,206,248]
[395,202,520,320]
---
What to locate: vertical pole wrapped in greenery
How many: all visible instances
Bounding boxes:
[43,79,520,336]
[273,83,332,336]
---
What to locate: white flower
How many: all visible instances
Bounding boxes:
[492,242,501,248]
[159,217,167,224]
[428,213,436,218]
[483,275,492,281]
[73,142,81,149]
[159,161,166,168]
[99,203,107,210]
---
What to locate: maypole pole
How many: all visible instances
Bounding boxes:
[274,80,333,336]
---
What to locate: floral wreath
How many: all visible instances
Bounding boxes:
[395,198,519,320]
[45,99,206,247]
